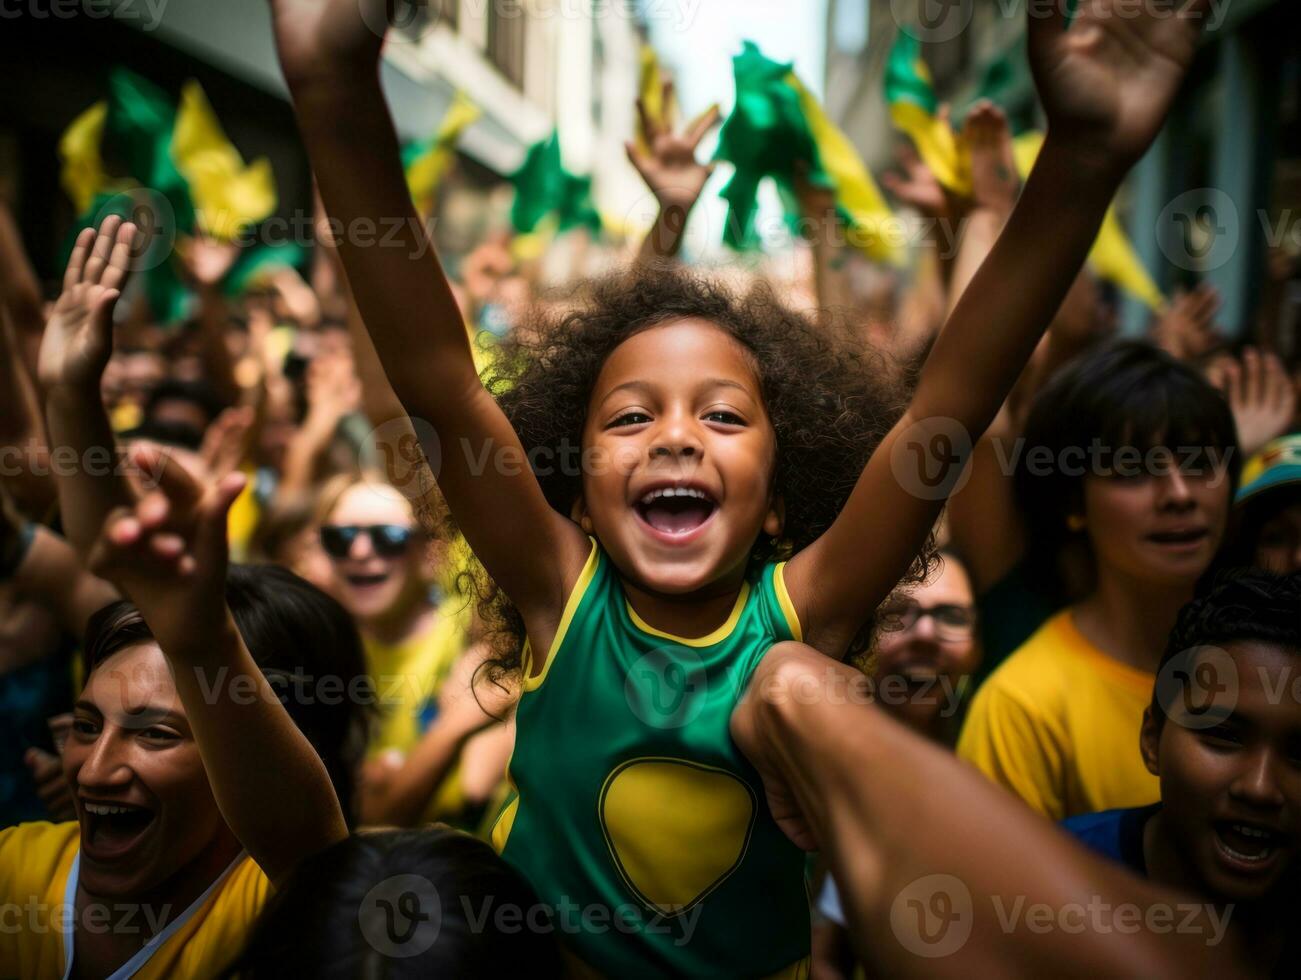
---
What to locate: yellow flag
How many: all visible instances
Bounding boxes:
[636,45,668,153]
[406,91,481,212]
[1012,131,1164,311]
[59,101,109,214]
[172,80,277,240]
[790,73,903,266]
[889,101,971,195]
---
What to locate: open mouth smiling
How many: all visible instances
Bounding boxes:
[80,799,157,862]
[633,485,719,542]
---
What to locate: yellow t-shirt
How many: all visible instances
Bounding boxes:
[0,821,271,980]
[957,610,1159,820]
[363,601,469,757]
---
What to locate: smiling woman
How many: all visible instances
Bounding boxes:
[0,565,369,980]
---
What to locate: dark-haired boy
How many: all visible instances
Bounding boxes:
[1063,569,1301,976]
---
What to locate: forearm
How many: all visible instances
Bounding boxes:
[917,139,1116,430]
[752,651,1252,978]
[193,286,241,407]
[289,76,476,401]
[365,720,470,827]
[0,202,46,355]
[637,203,692,265]
[276,413,338,500]
[44,385,133,556]
[162,610,346,884]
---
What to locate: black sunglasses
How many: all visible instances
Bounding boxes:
[319,524,416,559]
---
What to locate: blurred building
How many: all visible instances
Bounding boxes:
[0,0,645,279]
[823,0,1300,342]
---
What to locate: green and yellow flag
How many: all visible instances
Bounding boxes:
[58,101,110,216]
[509,131,601,237]
[884,31,969,193]
[714,41,899,264]
[403,90,481,214]
[173,80,277,241]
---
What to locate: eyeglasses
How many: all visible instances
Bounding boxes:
[319,524,416,560]
[881,603,976,641]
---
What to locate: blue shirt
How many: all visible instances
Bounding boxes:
[1060,803,1160,877]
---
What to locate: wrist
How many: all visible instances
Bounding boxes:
[1038,131,1129,190]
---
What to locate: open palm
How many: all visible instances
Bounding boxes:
[37,217,137,390]
[1029,0,1209,167]
[626,81,720,212]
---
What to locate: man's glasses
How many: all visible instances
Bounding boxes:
[881,602,976,641]
[319,524,416,560]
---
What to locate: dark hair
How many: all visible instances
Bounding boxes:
[83,564,372,824]
[1014,340,1240,593]
[143,378,225,429]
[224,828,563,978]
[1150,568,1301,728]
[119,419,205,453]
[467,262,913,672]
[1224,483,1301,570]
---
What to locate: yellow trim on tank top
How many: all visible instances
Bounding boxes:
[522,537,601,692]
[624,582,751,647]
[772,562,803,642]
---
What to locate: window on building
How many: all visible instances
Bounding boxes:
[488,0,527,88]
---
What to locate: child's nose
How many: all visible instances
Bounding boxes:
[349,533,375,560]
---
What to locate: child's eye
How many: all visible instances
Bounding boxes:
[609,412,651,428]
[139,727,181,743]
[704,410,745,426]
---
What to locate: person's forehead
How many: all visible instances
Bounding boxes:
[914,561,973,606]
[1219,640,1301,723]
[85,643,178,710]
[596,319,759,393]
[331,483,412,524]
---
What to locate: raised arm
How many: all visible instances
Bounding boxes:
[38,218,139,557]
[86,445,345,886]
[785,1,1210,652]
[730,644,1255,978]
[627,83,718,265]
[267,0,587,637]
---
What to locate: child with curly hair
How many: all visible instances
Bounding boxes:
[266,0,1211,974]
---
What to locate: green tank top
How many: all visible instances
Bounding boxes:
[492,541,811,978]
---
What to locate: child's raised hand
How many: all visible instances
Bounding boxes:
[267,0,388,88]
[1028,0,1209,170]
[88,443,246,645]
[963,100,1019,216]
[37,216,137,391]
[626,80,720,214]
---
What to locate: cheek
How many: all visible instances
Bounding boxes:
[151,746,217,814]
[1084,484,1150,545]
[1159,734,1226,814]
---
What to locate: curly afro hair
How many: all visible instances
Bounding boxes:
[461,261,914,674]
[1150,567,1301,728]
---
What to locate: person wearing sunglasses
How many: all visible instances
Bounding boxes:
[313,476,466,815]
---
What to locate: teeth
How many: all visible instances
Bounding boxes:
[639,487,710,504]
[1234,824,1271,840]
[84,803,135,816]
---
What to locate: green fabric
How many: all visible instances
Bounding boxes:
[712,41,829,251]
[224,240,308,297]
[884,31,938,114]
[509,131,601,235]
[497,543,809,977]
[103,68,196,238]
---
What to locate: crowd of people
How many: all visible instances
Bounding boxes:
[0,0,1299,977]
